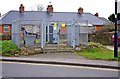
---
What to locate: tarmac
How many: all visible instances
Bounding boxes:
[0,52,119,69]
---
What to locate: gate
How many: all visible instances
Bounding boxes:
[41,20,88,48]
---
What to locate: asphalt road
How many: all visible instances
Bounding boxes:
[1,61,119,77]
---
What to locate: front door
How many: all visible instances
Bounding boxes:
[46,23,59,44]
[49,25,53,43]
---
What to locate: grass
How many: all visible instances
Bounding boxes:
[0,40,19,56]
[0,41,2,55]
[75,42,120,61]
[35,39,40,44]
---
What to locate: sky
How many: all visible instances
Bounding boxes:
[0,0,120,19]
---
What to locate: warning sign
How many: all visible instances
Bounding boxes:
[61,23,65,28]
[54,23,57,30]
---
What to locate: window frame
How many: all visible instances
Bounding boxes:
[4,25,10,32]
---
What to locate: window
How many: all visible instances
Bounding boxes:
[4,25,10,32]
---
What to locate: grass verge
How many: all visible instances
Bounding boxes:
[75,42,120,61]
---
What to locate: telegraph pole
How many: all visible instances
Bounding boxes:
[114,0,118,57]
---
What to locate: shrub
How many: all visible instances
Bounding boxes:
[1,41,19,56]
[89,25,114,45]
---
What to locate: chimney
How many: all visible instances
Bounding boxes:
[0,12,1,17]
[78,7,83,14]
[47,5,53,14]
[19,4,25,13]
[94,13,99,17]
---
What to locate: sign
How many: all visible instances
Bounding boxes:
[54,23,57,30]
[61,23,65,28]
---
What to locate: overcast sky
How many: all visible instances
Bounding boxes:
[0,0,120,19]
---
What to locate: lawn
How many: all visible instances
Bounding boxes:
[75,42,120,61]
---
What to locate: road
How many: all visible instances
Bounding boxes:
[1,61,119,77]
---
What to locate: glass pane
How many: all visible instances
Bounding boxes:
[4,25,9,32]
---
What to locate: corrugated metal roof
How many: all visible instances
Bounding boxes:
[0,10,107,25]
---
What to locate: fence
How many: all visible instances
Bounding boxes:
[12,19,88,48]
[12,20,41,47]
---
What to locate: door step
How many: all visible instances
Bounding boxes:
[43,44,74,53]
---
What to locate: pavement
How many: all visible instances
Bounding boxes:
[0,52,119,69]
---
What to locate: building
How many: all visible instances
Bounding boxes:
[0,4,109,40]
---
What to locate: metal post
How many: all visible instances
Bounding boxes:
[41,20,44,48]
[72,22,75,48]
[114,0,118,57]
[86,20,88,46]
[57,23,60,45]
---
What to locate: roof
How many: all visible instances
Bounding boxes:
[99,17,108,22]
[99,17,111,25]
[0,10,108,25]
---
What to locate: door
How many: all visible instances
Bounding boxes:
[46,23,59,44]
[49,25,53,43]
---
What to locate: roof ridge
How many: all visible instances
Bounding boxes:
[8,10,91,14]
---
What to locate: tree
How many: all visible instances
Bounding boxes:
[30,4,44,11]
[108,13,115,22]
[108,13,120,22]
[36,4,44,11]
[118,13,120,20]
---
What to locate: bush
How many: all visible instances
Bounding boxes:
[1,41,19,56]
[89,25,114,45]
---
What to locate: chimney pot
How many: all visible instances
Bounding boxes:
[19,4,25,13]
[47,5,53,14]
[78,7,83,14]
[94,13,99,17]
